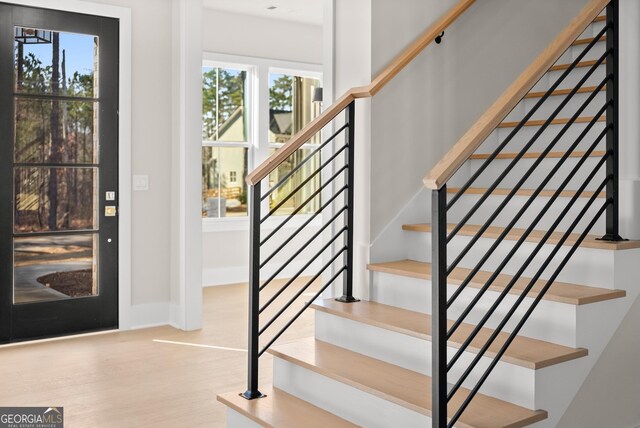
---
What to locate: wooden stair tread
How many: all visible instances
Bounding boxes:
[401,223,640,251]
[217,386,358,428]
[498,116,605,128]
[593,15,606,23]
[525,85,605,99]
[572,35,606,46]
[447,186,604,199]
[469,150,606,160]
[313,299,587,370]
[269,338,548,428]
[367,259,625,306]
[549,59,605,72]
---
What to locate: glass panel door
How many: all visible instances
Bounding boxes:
[13,28,99,304]
[0,4,119,342]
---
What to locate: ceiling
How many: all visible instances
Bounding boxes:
[203,0,323,26]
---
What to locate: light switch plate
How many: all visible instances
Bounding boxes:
[106,191,116,201]
[133,175,149,191]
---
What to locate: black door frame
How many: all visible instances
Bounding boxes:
[0,3,119,343]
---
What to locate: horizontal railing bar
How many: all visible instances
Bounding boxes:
[258,227,347,315]
[447,199,609,427]
[260,206,348,269]
[260,167,347,242]
[261,124,349,201]
[446,166,609,371]
[446,25,608,210]
[446,115,608,310]
[258,265,347,357]
[259,191,348,286]
[446,49,608,246]
[446,80,608,280]
[447,96,608,280]
[259,247,347,335]
[447,76,608,279]
[262,144,348,221]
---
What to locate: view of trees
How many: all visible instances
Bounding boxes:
[14,31,97,233]
[202,68,246,141]
[269,74,293,111]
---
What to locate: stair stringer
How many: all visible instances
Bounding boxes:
[368,152,481,266]
[527,248,640,427]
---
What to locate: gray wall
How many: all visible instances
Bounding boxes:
[368,0,592,238]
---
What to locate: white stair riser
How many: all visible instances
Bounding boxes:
[546,61,606,90]
[405,231,616,288]
[524,90,606,121]
[505,90,606,123]
[483,121,606,154]
[370,271,579,347]
[579,21,606,40]
[467,156,606,191]
[568,40,606,63]
[447,193,606,235]
[226,409,262,428]
[315,311,538,410]
[273,357,429,428]
[531,57,605,93]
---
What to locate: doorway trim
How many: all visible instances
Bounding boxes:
[4,0,133,330]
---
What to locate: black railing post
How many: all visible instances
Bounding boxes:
[337,101,360,303]
[242,182,265,400]
[432,186,447,428]
[601,0,625,241]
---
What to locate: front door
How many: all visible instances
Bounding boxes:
[0,4,119,343]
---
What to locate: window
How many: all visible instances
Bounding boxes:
[268,72,322,216]
[202,66,249,218]
[201,55,322,222]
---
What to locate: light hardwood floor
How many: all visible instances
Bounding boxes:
[0,279,321,427]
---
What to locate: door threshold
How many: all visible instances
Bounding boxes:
[0,328,119,349]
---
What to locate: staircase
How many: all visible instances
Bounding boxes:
[218,1,640,426]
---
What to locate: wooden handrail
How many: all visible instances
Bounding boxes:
[246,0,476,186]
[423,0,608,190]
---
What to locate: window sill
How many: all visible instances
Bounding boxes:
[202,214,324,233]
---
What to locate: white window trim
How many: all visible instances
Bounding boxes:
[202,52,323,232]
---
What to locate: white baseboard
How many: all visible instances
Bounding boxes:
[202,258,324,287]
[129,302,171,329]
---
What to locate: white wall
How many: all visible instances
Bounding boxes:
[333,0,372,300]
[367,0,592,239]
[201,8,324,286]
[202,8,322,64]
[170,0,203,330]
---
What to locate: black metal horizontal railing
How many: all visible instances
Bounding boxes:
[242,101,358,400]
[432,2,622,427]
